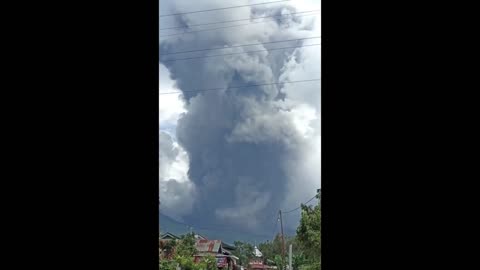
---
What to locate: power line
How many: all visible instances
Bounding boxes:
[161,36,320,56]
[160,9,320,31]
[159,78,321,95]
[282,194,318,214]
[282,195,317,214]
[283,205,301,214]
[161,43,320,63]
[160,13,319,38]
[160,0,291,18]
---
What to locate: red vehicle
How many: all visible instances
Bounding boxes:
[248,259,277,270]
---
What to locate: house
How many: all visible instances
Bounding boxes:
[161,232,180,240]
[159,231,238,268]
[195,239,223,255]
[222,242,235,254]
[193,239,239,269]
[194,239,236,255]
[159,232,180,260]
[194,233,208,240]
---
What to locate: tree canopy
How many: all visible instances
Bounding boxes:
[160,193,321,270]
[232,241,254,266]
[256,193,321,270]
[296,203,321,264]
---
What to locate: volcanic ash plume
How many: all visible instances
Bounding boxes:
[160,0,320,234]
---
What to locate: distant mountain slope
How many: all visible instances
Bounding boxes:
[159,213,191,236]
[160,213,273,244]
[159,191,319,243]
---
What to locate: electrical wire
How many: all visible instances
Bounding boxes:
[161,43,320,63]
[160,0,291,17]
[282,194,318,214]
[160,9,320,31]
[161,36,320,56]
[159,79,320,95]
[160,13,319,38]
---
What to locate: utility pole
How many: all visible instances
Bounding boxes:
[279,210,286,270]
[159,200,162,262]
[288,244,292,270]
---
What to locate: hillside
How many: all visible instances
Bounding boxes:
[160,213,276,244]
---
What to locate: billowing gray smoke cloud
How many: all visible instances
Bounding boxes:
[160,0,320,235]
[159,131,195,221]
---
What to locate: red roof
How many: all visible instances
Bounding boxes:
[195,240,222,253]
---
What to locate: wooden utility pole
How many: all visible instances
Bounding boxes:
[279,210,286,270]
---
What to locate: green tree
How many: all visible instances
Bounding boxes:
[160,233,203,270]
[258,233,283,263]
[164,240,177,259]
[249,191,321,270]
[175,254,216,270]
[175,255,195,270]
[159,260,177,270]
[201,254,217,270]
[257,241,273,263]
[176,233,197,257]
[232,241,254,266]
[296,202,320,268]
[292,253,307,270]
[273,254,286,270]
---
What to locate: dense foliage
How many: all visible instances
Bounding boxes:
[160,233,217,270]
[160,193,320,270]
[296,202,321,267]
[232,241,254,266]
[176,233,197,257]
[256,193,321,270]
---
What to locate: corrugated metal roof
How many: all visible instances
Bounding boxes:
[222,242,235,250]
[195,239,222,253]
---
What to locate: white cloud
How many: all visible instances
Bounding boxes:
[276,7,321,214]
[159,131,195,220]
[159,64,195,220]
[159,64,186,129]
[159,63,192,220]
[290,104,318,139]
